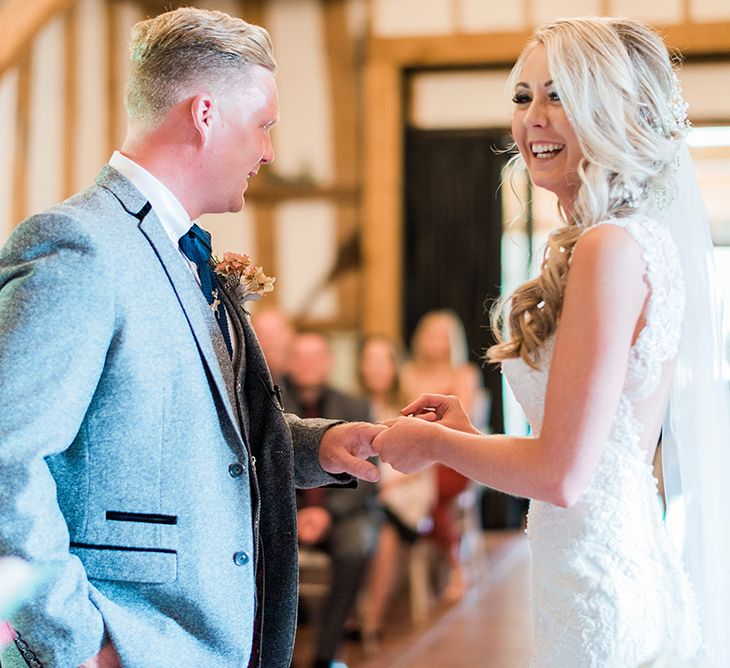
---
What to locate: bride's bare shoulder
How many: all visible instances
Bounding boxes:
[571,222,647,279]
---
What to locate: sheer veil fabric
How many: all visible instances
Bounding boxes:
[662,143,730,667]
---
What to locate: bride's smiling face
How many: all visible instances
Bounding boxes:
[511,45,583,212]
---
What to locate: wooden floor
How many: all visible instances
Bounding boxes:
[293,530,533,668]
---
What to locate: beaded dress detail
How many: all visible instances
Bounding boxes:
[502,215,700,667]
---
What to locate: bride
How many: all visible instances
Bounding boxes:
[373,16,730,667]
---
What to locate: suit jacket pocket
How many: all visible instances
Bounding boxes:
[70,542,177,584]
[106,510,177,525]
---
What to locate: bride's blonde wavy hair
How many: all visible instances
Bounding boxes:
[487,17,688,368]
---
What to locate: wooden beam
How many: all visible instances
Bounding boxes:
[254,205,279,308]
[683,0,692,23]
[362,59,402,340]
[364,0,375,38]
[246,183,359,204]
[239,0,265,27]
[106,0,120,156]
[63,5,77,199]
[369,30,533,68]
[334,205,362,328]
[322,0,360,185]
[368,20,730,68]
[0,0,76,77]
[663,21,730,56]
[322,0,362,328]
[13,49,32,228]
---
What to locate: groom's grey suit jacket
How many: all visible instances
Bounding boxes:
[0,167,344,667]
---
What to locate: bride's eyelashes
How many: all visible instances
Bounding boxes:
[511,87,562,105]
[546,88,562,103]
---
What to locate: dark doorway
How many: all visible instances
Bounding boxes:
[403,127,510,434]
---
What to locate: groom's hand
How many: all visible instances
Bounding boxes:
[79,641,121,668]
[319,422,383,483]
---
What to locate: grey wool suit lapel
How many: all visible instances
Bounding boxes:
[216,280,251,444]
[95,166,245,449]
[214,278,246,378]
[215,282,282,442]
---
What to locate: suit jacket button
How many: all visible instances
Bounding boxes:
[228,462,245,478]
[233,551,250,566]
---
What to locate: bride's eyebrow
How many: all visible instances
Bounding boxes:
[515,79,554,89]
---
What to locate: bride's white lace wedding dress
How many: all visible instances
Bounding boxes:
[502,215,701,668]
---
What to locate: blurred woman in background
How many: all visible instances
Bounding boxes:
[401,311,485,600]
[358,335,436,648]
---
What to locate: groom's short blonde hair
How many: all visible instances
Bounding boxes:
[125,7,276,126]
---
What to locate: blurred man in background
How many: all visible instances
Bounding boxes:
[281,332,382,668]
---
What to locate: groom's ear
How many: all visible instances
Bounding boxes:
[190,95,214,144]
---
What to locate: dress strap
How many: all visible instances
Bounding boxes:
[590,215,685,398]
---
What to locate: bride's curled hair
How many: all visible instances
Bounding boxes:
[487,17,689,368]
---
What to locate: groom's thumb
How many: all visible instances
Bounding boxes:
[344,456,380,483]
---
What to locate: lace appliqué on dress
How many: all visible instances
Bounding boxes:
[594,216,685,400]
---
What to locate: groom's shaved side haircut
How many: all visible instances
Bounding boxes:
[124,7,277,126]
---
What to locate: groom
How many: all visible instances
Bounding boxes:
[0,8,381,668]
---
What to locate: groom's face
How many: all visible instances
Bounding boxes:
[207,66,279,214]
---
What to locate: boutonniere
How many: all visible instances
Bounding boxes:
[213,252,276,304]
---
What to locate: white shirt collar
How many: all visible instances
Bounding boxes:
[109,151,191,247]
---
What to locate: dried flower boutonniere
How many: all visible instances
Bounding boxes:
[213,252,276,307]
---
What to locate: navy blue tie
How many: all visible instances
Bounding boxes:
[178,224,233,356]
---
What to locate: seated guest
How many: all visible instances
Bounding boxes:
[282,332,381,668]
[401,310,484,601]
[358,336,436,648]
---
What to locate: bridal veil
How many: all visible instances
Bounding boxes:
[662,142,730,667]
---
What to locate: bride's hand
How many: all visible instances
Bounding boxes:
[373,416,441,473]
[400,394,480,435]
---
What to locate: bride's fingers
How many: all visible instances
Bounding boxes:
[400,394,451,417]
[412,411,438,422]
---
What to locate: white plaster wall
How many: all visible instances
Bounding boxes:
[410,62,730,130]
[459,0,525,32]
[203,205,257,263]
[410,69,512,129]
[0,69,17,242]
[266,0,335,184]
[74,0,109,191]
[681,63,730,121]
[692,152,730,242]
[27,16,64,217]
[609,0,684,23]
[690,0,730,21]
[370,0,730,37]
[533,0,601,24]
[372,0,453,37]
[274,200,337,319]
